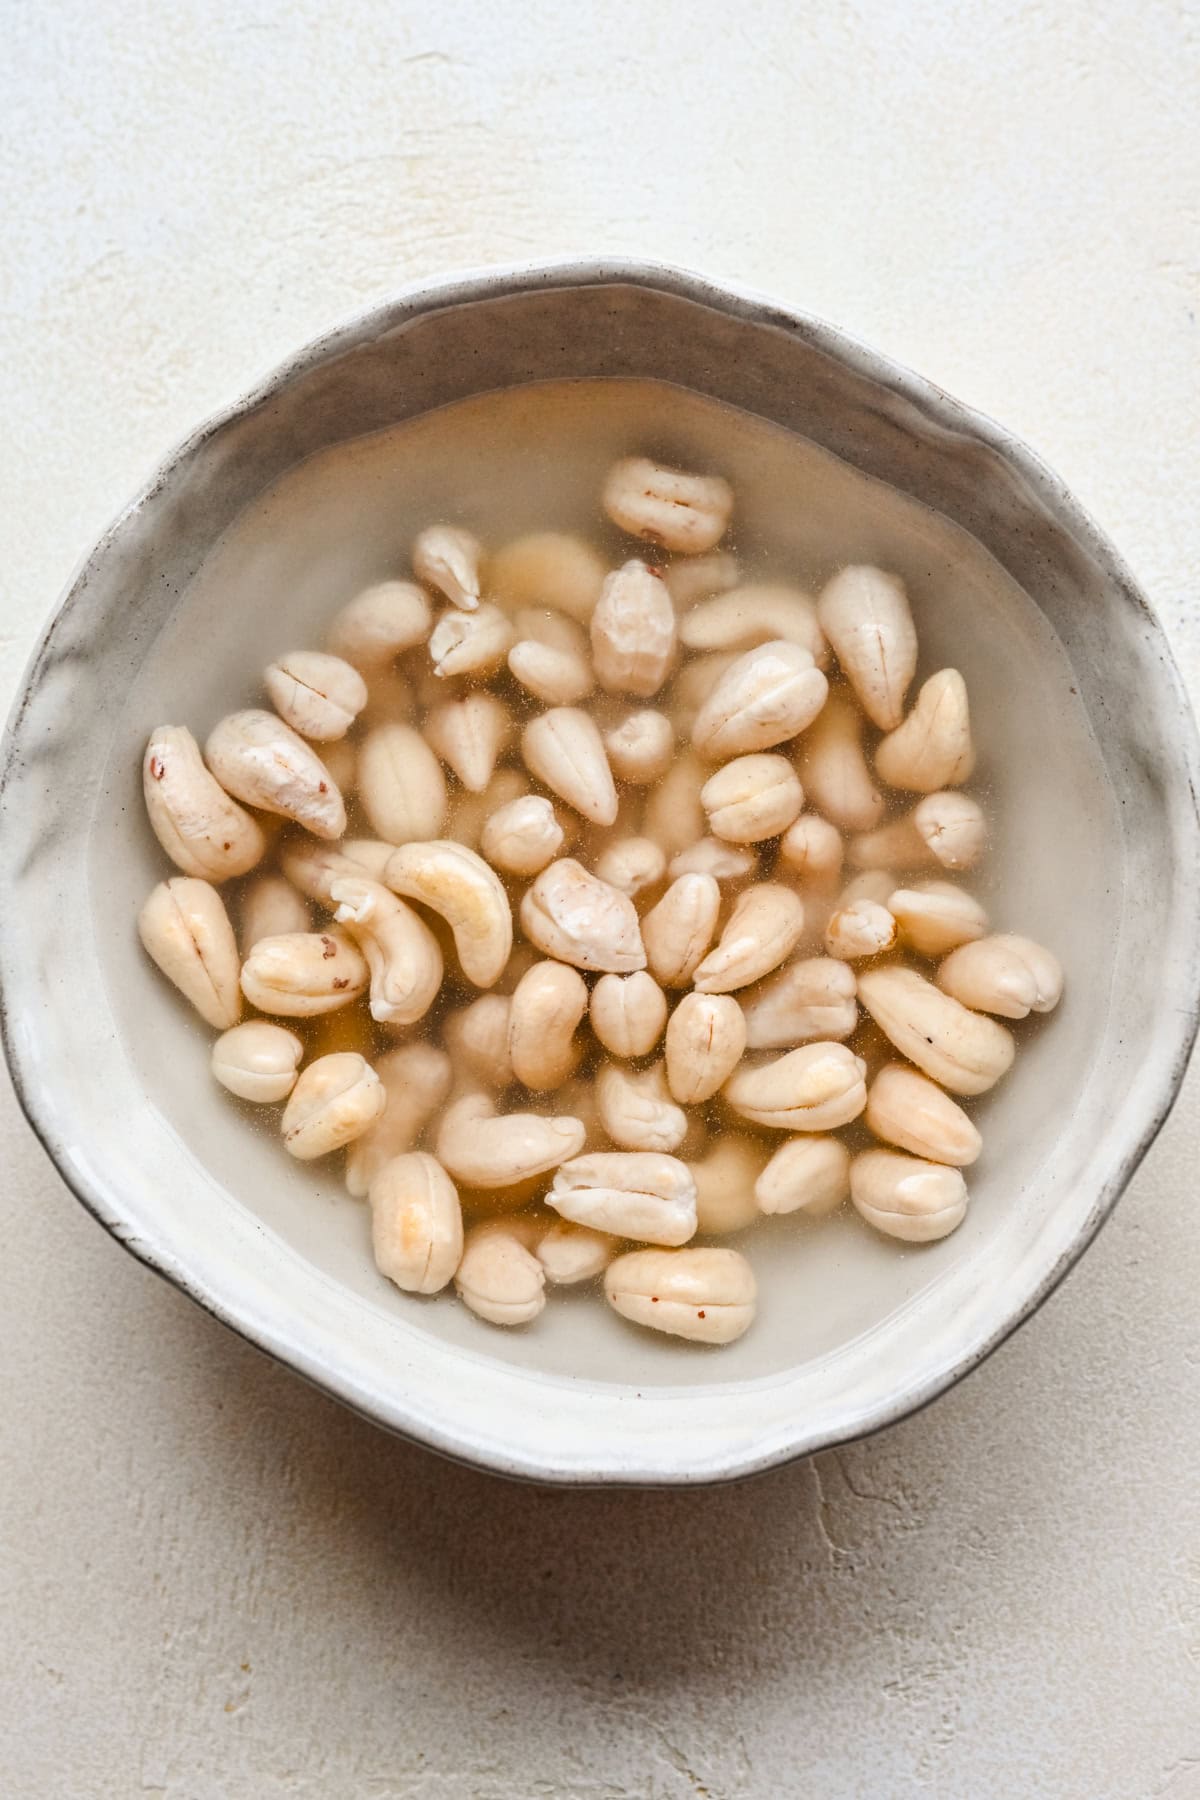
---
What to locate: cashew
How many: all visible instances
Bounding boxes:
[755,1135,851,1217]
[211,1021,303,1102]
[604,1247,755,1344]
[663,551,740,609]
[846,814,929,871]
[888,882,988,957]
[534,1220,617,1285]
[345,1043,454,1198]
[668,838,758,882]
[238,873,312,950]
[448,767,529,850]
[556,1078,608,1152]
[508,960,589,1090]
[670,651,741,735]
[412,524,482,611]
[423,694,512,793]
[692,641,829,759]
[428,603,513,678]
[521,707,618,826]
[508,635,593,706]
[385,840,513,988]
[850,1149,969,1243]
[741,957,858,1050]
[840,870,897,907]
[326,580,432,669]
[550,1152,697,1245]
[281,1053,385,1160]
[723,1042,868,1131]
[339,839,398,884]
[264,651,367,742]
[823,896,898,960]
[143,725,266,880]
[357,723,448,846]
[777,813,844,886]
[875,669,974,792]
[665,993,747,1104]
[442,994,514,1090]
[602,455,733,553]
[240,927,368,1016]
[856,965,1015,1095]
[596,1062,689,1153]
[795,691,885,832]
[205,709,345,840]
[641,872,721,988]
[520,859,645,973]
[816,566,917,730]
[678,581,827,667]
[593,835,667,899]
[480,794,564,877]
[701,753,804,843]
[936,933,1063,1019]
[640,750,708,855]
[693,885,806,993]
[589,971,669,1058]
[488,530,607,623]
[590,559,677,697]
[850,792,987,874]
[435,1091,585,1188]
[690,1137,768,1234]
[277,837,382,905]
[367,1150,463,1294]
[330,875,443,1025]
[865,1063,982,1167]
[455,1219,547,1326]
[138,878,242,1029]
[603,708,675,785]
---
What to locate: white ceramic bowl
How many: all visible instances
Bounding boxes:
[3,261,1198,1485]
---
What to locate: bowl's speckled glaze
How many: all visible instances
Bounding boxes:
[3,260,1198,1484]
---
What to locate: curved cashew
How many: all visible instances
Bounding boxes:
[520,858,645,974]
[701,753,804,843]
[488,531,607,623]
[138,877,242,1029]
[604,708,674,785]
[796,691,885,832]
[865,1063,982,1167]
[641,872,721,988]
[604,1247,755,1344]
[435,1091,585,1188]
[508,960,589,1090]
[888,881,988,957]
[205,709,345,839]
[778,813,844,886]
[330,875,444,1025]
[679,581,827,666]
[849,792,987,874]
[423,693,512,793]
[534,1220,618,1285]
[281,1053,385,1160]
[690,1137,769,1235]
[856,965,1014,1095]
[442,994,514,1090]
[358,723,448,846]
[521,707,618,826]
[692,641,828,759]
[593,835,667,898]
[596,1062,689,1153]
[508,636,593,706]
[590,559,678,697]
[875,669,974,792]
[589,971,668,1058]
[816,565,917,730]
[211,1021,303,1103]
[369,1151,463,1294]
[741,957,858,1050]
[429,603,513,678]
[480,794,565,877]
[412,524,481,611]
[326,579,432,669]
[277,837,382,905]
[455,1218,547,1326]
[850,1149,969,1243]
[723,1041,868,1131]
[238,874,312,951]
[693,885,806,992]
[756,1135,851,1217]
[346,1043,454,1198]
[385,840,513,988]
[143,725,266,880]
[549,1151,697,1245]
[936,933,1063,1019]
[239,928,368,1017]
[264,651,367,742]
[665,993,747,1105]
[602,456,733,554]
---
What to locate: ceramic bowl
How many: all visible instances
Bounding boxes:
[3,261,1198,1485]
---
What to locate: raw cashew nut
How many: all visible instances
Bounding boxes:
[604,709,674,785]
[264,651,367,742]
[281,1052,385,1160]
[277,838,382,905]
[480,794,565,877]
[723,1042,868,1131]
[668,838,758,882]
[640,751,708,856]
[448,767,529,851]
[741,957,858,1050]
[487,531,607,623]
[663,551,740,610]
[386,839,513,987]
[239,928,368,1017]
[143,726,266,880]
[534,1220,617,1285]
[690,1138,768,1235]
[211,1021,303,1102]
[693,884,806,992]
[412,524,482,611]
[679,581,827,666]
[875,669,975,792]
[670,651,740,735]
[857,965,1015,1095]
[428,603,513,678]
[346,1043,454,1198]
[331,875,444,1025]
[423,694,511,793]
[778,813,844,886]
[358,723,448,845]
[816,566,917,730]
[369,1151,464,1293]
[602,456,733,554]
[521,707,618,826]
[508,635,593,706]
[326,580,432,669]
[692,641,828,759]
[823,896,898,960]
[865,1063,982,1166]
[435,1091,585,1188]
[443,994,514,1090]
[936,933,1063,1019]
[641,872,721,988]
[508,960,589,1090]
[888,882,988,957]
[138,877,242,1029]
[593,836,667,898]
[520,859,645,973]
[850,793,987,874]
[701,753,804,843]
[339,840,398,884]
[755,1136,851,1217]
[455,1219,547,1326]
[549,1152,698,1245]
[589,971,669,1058]
[590,559,677,697]
[850,1149,969,1243]
[604,1247,755,1344]
[238,873,312,950]
[665,992,747,1104]
[796,692,885,832]
[596,1062,689,1153]
[205,709,345,839]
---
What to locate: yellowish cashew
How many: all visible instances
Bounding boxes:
[330,874,444,1026]
[386,840,513,988]
[143,725,266,881]
[138,877,242,1030]
[281,1053,385,1160]
[370,1151,463,1294]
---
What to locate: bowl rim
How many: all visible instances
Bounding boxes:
[4,254,1199,1486]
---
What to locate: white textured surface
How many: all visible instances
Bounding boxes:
[3,3,1200,1795]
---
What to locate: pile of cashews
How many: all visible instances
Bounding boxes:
[138,454,1062,1348]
